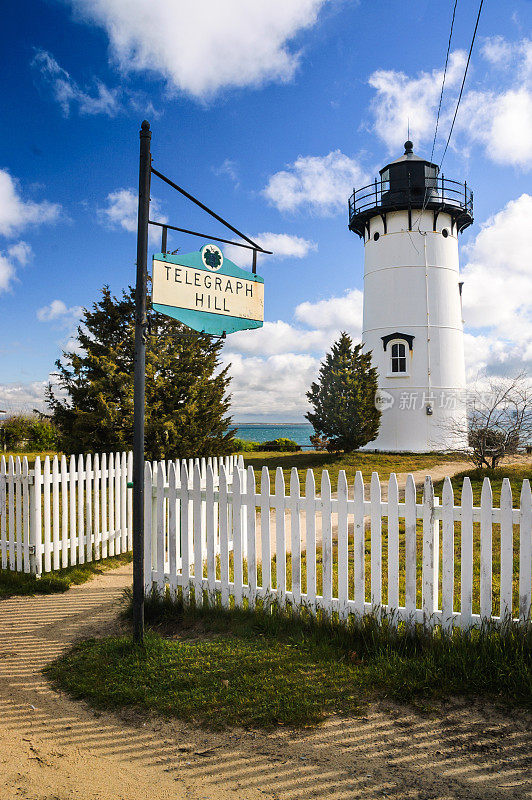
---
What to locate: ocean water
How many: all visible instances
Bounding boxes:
[233,423,314,447]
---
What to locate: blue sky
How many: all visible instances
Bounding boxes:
[1,0,531,420]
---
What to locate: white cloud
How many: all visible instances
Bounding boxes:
[66,0,331,99]
[213,159,239,187]
[461,193,532,374]
[263,150,369,214]
[458,87,532,169]
[0,169,60,238]
[32,50,120,117]
[226,320,330,357]
[456,38,532,169]
[367,37,532,168]
[37,299,83,325]
[0,380,49,414]
[7,241,32,267]
[481,35,516,68]
[0,168,57,294]
[98,188,167,233]
[222,352,318,417]
[295,287,363,332]
[224,232,316,267]
[368,51,466,153]
[0,255,16,293]
[0,241,32,293]
[255,232,316,259]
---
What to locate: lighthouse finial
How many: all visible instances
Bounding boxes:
[404,140,414,154]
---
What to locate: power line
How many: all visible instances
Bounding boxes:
[439,0,484,169]
[430,0,459,164]
[414,0,460,231]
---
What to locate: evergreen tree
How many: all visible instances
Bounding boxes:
[47,286,235,459]
[306,332,381,452]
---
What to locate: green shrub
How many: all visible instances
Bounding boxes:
[28,419,58,450]
[232,438,260,452]
[1,414,31,449]
[0,414,59,452]
[262,438,301,452]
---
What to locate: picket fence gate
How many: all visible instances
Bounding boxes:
[0,452,242,576]
[145,462,532,631]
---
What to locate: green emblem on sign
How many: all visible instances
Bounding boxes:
[201,244,223,271]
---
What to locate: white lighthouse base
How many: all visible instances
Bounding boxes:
[370,386,468,452]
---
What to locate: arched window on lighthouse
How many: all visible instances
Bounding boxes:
[390,341,407,374]
[381,332,414,376]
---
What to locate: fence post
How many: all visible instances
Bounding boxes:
[15,457,22,572]
[441,477,455,632]
[0,457,6,570]
[353,471,365,616]
[404,474,417,624]
[370,472,382,615]
[30,457,42,576]
[337,470,348,621]
[246,465,257,608]
[22,457,30,573]
[321,470,333,610]
[433,496,440,612]
[232,468,243,608]
[219,465,229,608]
[290,467,301,609]
[422,476,435,623]
[275,467,286,607]
[519,479,532,624]
[460,477,473,630]
[305,469,317,613]
[156,461,166,593]
[500,478,513,622]
[480,478,493,622]
[387,473,399,617]
[261,467,272,605]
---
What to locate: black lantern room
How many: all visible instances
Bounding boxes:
[348,141,473,238]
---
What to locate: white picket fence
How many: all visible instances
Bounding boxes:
[144,462,532,631]
[0,453,241,576]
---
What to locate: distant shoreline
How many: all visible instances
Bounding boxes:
[232,422,313,447]
[232,422,310,426]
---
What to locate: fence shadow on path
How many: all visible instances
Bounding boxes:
[0,566,531,800]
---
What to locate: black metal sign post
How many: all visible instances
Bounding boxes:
[132,120,271,644]
[133,120,151,644]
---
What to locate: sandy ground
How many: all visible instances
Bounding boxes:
[1,458,531,800]
[1,567,532,800]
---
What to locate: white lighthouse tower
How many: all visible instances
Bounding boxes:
[348,141,473,451]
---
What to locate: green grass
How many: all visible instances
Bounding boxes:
[45,595,532,729]
[242,449,464,489]
[434,465,531,505]
[1,451,60,468]
[0,552,132,599]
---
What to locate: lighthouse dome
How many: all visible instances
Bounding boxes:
[348,141,473,238]
[379,140,439,210]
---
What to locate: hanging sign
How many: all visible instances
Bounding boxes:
[152,244,264,335]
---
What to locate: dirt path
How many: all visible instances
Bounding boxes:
[1,564,532,800]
